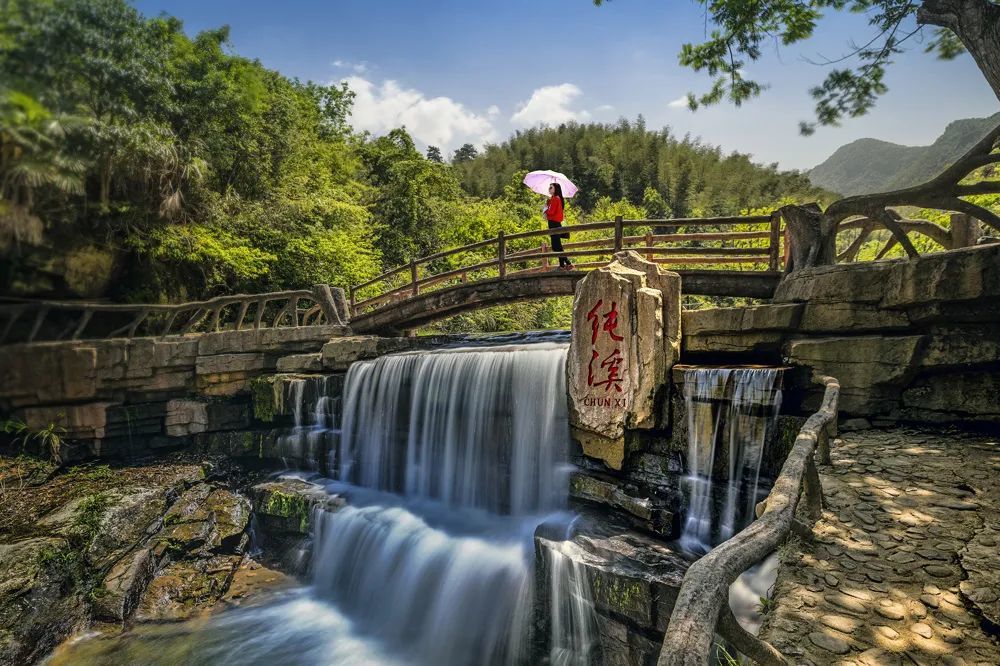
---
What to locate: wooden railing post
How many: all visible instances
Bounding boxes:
[614,216,623,252]
[410,259,419,296]
[349,287,357,318]
[645,230,653,261]
[541,241,549,268]
[498,230,506,279]
[768,211,782,271]
[950,212,981,248]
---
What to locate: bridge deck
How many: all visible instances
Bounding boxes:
[350,269,782,334]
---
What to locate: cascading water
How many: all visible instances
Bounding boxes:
[303,342,576,665]
[274,376,339,470]
[50,342,594,666]
[337,344,569,514]
[546,541,598,666]
[680,368,782,554]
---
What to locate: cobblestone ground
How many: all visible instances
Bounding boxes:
[760,427,1000,665]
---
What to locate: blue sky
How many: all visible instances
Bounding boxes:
[134,0,998,170]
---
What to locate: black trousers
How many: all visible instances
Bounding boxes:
[547,220,571,266]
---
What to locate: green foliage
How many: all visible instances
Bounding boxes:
[1,418,67,464]
[35,492,110,596]
[715,644,744,666]
[454,120,828,215]
[1,0,370,301]
[74,493,111,538]
[2,0,828,333]
[595,0,993,133]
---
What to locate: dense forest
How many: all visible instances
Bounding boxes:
[0,0,830,330]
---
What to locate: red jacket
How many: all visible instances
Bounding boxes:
[546,195,564,222]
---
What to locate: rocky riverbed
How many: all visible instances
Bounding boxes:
[0,454,291,666]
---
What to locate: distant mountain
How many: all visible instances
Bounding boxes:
[809,112,1000,196]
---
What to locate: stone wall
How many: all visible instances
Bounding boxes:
[0,330,497,462]
[681,244,1000,424]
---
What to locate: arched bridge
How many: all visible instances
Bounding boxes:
[7,210,975,344]
[350,269,782,334]
[349,214,785,332]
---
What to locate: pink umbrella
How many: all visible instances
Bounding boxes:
[523,170,578,198]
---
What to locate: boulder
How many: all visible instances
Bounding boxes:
[195,352,269,376]
[195,324,347,356]
[881,243,1000,309]
[92,546,156,622]
[918,325,1000,369]
[683,332,784,356]
[799,303,909,333]
[20,402,114,442]
[569,472,675,537]
[86,487,173,570]
[773,260,896,304]
[533,511,688,664]
[613,251,682,365]
[157,485,250,556]
[566,253,675,469]
[133,554,243,623]
[252,479,339,536]
[0,537,87,665]
[202,489,251,553]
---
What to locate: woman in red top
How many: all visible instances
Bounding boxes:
[545,182,573,269]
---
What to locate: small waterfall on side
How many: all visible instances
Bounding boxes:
[680,368,781,554]
[337,343,570,515]
[274,376,340,470]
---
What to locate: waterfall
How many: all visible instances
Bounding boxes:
[307,343,574,665]
[310,503,533,665]
[546,541,597,666]
[274,376,339,470]
[337,343,570,515]
[680,368,781,553]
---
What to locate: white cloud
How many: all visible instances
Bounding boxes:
[487,105,501,118]
[342,76,496,151]
[667,95,690,109]
[510,83,590,127]
[595,104,615,113]
[333,59,369,74]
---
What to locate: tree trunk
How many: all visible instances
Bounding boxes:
[779,204,838,273]
[918,0,1000,102]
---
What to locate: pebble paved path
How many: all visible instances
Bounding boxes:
[759,428,1000,665]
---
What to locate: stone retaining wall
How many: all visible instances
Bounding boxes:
[681,244,1000,424]
[0,330,487,462]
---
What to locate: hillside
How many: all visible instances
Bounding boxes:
[809,112,1000,196]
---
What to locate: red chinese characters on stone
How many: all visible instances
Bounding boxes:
[585,300,625,393]
[586,299,624,345]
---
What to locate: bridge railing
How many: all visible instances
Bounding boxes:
[0,284,346,346]
[349,214,783,316]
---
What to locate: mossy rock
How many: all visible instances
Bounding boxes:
[251,480,337,536]
[250,377,283,423]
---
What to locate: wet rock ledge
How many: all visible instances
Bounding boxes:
[0,457,265,665]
